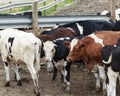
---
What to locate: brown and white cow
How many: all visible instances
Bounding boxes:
[64,31,120,95]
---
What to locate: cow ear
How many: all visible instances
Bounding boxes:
[54,44,57,47]
[64,41,70,47]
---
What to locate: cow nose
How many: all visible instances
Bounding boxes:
[45,58,51,62]
[67,56,72,61]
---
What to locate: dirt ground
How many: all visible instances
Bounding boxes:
[0,60,95,96]
[0,58,120,96]
[1,0,120,95]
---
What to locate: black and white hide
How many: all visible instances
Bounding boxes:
[101,41,120,96]
[43,37,74,93]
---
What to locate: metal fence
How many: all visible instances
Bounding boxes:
[0,15,110,29]
[0,0,65,14]
[0,0,47,12]
[0,0,110,29]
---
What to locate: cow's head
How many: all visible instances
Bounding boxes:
[64,38,86,61]
[43,41,57,62]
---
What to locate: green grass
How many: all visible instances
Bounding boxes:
[0,0,73,15]
[0,6,31,14]
[41,0,73,16]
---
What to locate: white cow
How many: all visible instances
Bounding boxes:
[0,28,41,96]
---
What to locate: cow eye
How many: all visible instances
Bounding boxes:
[80,43,85,48]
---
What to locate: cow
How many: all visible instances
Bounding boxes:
[115,20,120,31]
[37,27,77,41]
[39,19,116,58]
[37,27,77,67]
[101,39,120,96]
[97,8,120,21]
[58,20,116,35]
[43,37,83,93]
[0,28,41,96]
[97,10,111,16]
[64,31,120,95]
[39,20,116,39]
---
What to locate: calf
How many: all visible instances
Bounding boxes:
[65,31,120,95]
[43,37,82,92]
[0,28,41,96]
[101,39,120,96]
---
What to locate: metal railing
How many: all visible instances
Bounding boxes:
[0,0,47,12]
[0,15,110,29]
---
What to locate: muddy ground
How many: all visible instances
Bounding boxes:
[0,59,120,96]
[1,0,120,95]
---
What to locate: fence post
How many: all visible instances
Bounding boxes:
[9,1,12,13]
[110,0,116,22]
[32,0,39,36]
[65,0,67,4]
[55,0,57,11]
[43,1,46,16]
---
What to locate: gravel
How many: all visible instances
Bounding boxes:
[55,0,120,15]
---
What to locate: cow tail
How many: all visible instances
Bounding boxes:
[34,42,41,74]
[102,52,112,64]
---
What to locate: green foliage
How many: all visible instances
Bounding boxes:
[41,0,73,16]
[20,6,31,11]
[0,0,73,15]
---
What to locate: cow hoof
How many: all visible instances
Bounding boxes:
[36,92,40,96]
[4,82,10,87]
[17,80,22,86]
[102,90,107,96]
[14,74,17,81]
[52,78,55,81]
[92,88,101,93]
[34,90,40,96]
[65,87,70,93]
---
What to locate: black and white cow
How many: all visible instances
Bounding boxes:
[101,39,120,96]
[41,20,116,37]
[0,28,41,96]
[43,37,84,93]
[58,20,116,35]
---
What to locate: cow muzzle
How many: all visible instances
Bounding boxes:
[46,61,54,72]
[45,58,52,62]
[66,56,73,62]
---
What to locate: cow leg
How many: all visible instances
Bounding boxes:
[60,72,64,82]
[107,67,119,96]
[4,61,10,87]
[93,72,101,92]
[14,64,22,86]
[61,61,71,93]
[52,65,57,81]
[98,65,106,95]
[118,75,120,85]
[27,64,40,96]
